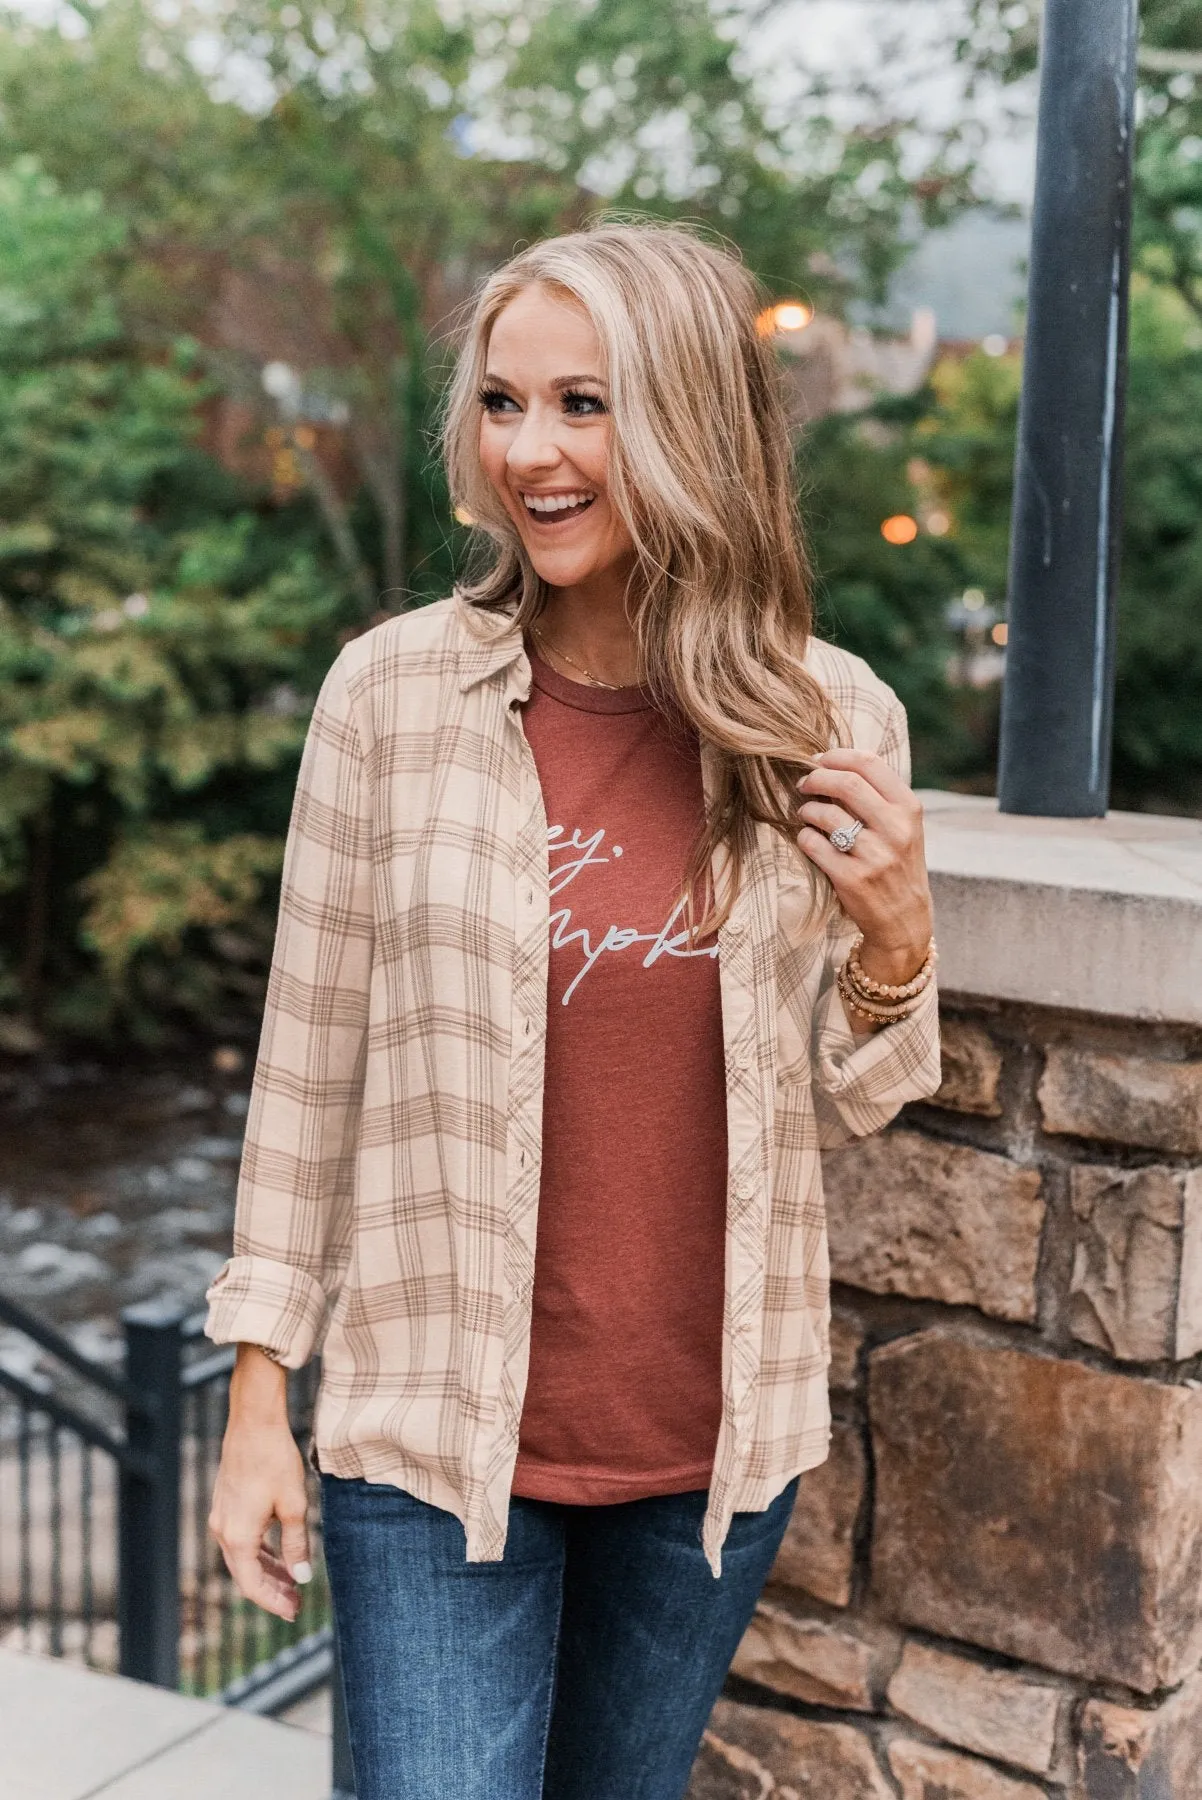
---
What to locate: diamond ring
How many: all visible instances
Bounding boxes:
[830,819,864,854]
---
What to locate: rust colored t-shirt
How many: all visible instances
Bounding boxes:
[510,648,728,1505]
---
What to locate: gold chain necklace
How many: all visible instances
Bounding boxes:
[530,623,632,691]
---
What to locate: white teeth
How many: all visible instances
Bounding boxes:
[522,491,593,514]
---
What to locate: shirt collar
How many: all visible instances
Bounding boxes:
[455,588,530,700]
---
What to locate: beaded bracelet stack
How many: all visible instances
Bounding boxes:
[836,933,937,1026]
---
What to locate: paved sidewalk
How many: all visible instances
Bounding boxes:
[2,1647,330,1800]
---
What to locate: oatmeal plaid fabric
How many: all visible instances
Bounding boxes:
[204,592,941,1573]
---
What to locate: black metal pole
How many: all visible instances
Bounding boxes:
[996,0,1139,816]
[119,1300,186,1686]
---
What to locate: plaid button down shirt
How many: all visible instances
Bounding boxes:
[204,592,941,1574]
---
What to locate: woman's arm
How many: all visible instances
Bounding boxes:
[204,648,374,1615]
[208,1345,312,1622]
[204,648,374,1366]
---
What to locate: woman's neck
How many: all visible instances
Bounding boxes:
[535,570,642,688]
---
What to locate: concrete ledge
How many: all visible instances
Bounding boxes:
[919,793,1202,1024]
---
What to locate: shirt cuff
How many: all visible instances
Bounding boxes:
[203,1254,329,1369]
[813,976,941,1145]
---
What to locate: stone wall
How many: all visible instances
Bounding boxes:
[695,798,1202,1800]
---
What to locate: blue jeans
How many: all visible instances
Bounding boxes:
[320,1472,799,1800]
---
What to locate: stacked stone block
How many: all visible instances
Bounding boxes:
[694,1005,1202,1799]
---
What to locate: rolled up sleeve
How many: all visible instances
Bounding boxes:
[810,694,942,1150]
[204,650,373,1367]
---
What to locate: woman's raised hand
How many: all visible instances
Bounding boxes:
[797,747,934,987]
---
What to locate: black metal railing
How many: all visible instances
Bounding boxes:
[0,1290,334,1704]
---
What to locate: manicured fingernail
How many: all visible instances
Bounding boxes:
[291,1560,313,1584]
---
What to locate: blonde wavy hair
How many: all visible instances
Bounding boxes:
[442,218,841,928]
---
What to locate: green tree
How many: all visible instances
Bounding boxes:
[0,0,986,1047]
[0,158,355,1046]
[0,0,975,614]
[944,0,1202,810]
[800,399,976,787]
[798,345,1022,794]
[954,0,1202,327]
[813,286,1202,812]
[1109,280,1202,811]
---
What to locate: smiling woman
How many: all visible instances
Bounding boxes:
[443,226,934,977]
[474,286,637,685]
[203,219,941,1800]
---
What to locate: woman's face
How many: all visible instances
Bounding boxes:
[477,283,635,594]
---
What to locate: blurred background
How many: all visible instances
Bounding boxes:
[0,0,1199,1064]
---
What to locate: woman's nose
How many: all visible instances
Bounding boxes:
[506,410,561,478]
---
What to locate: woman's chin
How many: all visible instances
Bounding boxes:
[526,548,614,589]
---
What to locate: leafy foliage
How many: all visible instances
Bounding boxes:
[0,0,1198,1053]
[0,0,977,1047]
[801,349,1019,794]
[810,284,1202,813]
[1109,281,1202,811]
[0,158,354,1043]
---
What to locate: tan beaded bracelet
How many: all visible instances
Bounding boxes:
[838,934,937,1025]
[836,967,918,1025]
[846,933,937,1001]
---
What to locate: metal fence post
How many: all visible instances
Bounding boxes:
[119,1299,187,1686]
[331,1623,357,1797]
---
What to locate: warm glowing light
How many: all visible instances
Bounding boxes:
[773,302,812,332]
[756,301,813,336]
[991,621,1008,646]
[926,510,950,536]
[453,505,476,526]
[881,514,919,545]
[294,425,317,451]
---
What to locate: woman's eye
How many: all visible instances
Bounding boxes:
[478,387,518,414]
[562,390,607,417]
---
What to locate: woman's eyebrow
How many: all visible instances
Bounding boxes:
[482,370,604,392]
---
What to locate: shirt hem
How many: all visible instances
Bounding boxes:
[509,1457,717,1505]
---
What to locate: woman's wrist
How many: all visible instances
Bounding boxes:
[855,936,932,989]
[837,930,937,1035]
[229,1342,290,1427]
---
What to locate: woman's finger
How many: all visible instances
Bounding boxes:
[797,825,856,885]
[797,799,861,841]
[258,1543,311,1585]
[277,1501,312,1583]
[799,766,894,834]
[220,1536,300,1622]
[813,746,916,809]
